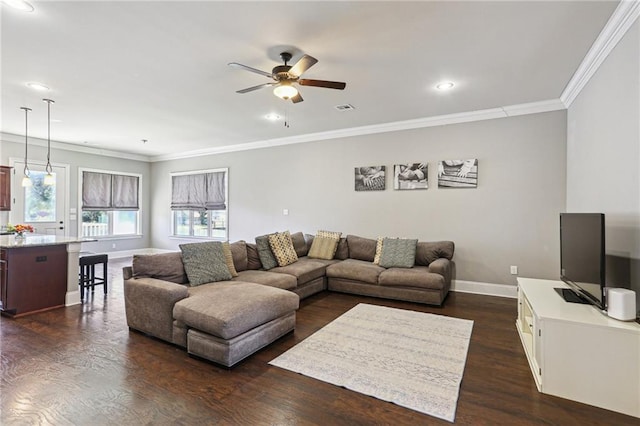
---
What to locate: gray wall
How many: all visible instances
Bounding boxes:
[150,111,567,287]
[567,20,640,310]
[0,138,151,254]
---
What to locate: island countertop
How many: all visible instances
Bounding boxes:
[0,234,96,248]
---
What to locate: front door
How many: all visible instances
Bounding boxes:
[11,161,67,236]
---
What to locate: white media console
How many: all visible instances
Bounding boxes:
[516,277,640,418]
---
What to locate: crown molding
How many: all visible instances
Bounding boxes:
[0,132,151,162]
[150,98,565,162]
[561,0,640,108]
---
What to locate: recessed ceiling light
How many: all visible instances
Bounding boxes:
[265,113,280,121]
[435,81,455,91]
[26,82,49,91]
[2,0,34,12]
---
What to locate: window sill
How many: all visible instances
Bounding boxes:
[168,235,226,241]
[84,235,143,241]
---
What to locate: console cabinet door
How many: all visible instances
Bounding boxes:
[0,166,11,211]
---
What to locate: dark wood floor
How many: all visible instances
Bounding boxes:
[1,258,636,425]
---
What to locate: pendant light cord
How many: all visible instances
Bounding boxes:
[43,99,55,175]
[20,107,32,177]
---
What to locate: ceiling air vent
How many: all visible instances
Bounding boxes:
[334,104,355,111]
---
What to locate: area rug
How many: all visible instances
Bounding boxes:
[269,303,473,422]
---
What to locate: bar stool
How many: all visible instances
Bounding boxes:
[79,253,108,300]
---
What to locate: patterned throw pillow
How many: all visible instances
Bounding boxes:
[378,238,418,269]
[373,237,384,265]
[268,231,299,267]
[255,235,278,270]
[179,242,233,286]
[222,241,239,277]
[308,236,340,260]
[317,230,342,240]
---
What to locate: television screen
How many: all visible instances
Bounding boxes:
[560,213,606,309]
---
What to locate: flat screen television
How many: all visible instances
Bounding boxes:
[559,213,606,310]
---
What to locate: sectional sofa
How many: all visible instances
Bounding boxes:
[123,231,454,367]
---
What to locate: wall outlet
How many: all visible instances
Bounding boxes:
[112,243,116,249]
[510,265,518,275]
[283,209,289,216]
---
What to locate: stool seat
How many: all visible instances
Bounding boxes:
[79,253,108,300]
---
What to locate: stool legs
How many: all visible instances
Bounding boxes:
[79,254,108,301]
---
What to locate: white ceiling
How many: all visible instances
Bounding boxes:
[1,1,618,159]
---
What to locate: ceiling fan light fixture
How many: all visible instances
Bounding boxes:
[273,84,298,100]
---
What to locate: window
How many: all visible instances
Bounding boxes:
[171,168,228,240]
[80,169,141,238]
[24,171,56,222]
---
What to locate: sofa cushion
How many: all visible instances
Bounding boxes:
[255,235,278,270]
[335,237,349,260]
[415,241,455,265]
[291,231,308,258]
[175,281,299,340]
[379,238,418,269]
[132,252,187,284]
[246,242,262,270]
[346,235,377,262]
[179,242,233,286]
[270,258,327,286]
[326,258,385,284]
[222,242,239,277]
[317,230,342,240]
[268,231,299,267]
[230,240,248,272]
[378,266,445,290]
[233,270,297,290]
[308,235,339,260]
[373,237,384,265]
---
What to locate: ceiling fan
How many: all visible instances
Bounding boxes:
[228,52,346,103]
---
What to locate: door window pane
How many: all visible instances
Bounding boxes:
[24,171,56,222]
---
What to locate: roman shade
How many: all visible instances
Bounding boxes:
[82,171,139,210]
[171,171,226,210]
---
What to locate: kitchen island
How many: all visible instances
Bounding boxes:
[0,235,95,317]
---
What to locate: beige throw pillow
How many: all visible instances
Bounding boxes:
[222,241,239,277]
[308,235,340,260]
[268,231,299,267]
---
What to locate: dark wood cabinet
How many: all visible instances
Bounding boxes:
[0,244,68,317]
[0,166,11,211]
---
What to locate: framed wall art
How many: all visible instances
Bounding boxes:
[438,159,478,188]
[354,166,385,191]
[394,163,428,190]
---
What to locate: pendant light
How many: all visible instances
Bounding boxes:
[43,98,55,186]
[20,106,32,187]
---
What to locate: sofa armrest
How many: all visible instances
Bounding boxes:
[428,258,452,285]
[123,266,133,280]
[124,277,189,344]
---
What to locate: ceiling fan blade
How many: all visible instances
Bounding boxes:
[236,83,275,94]
[298,79,346,90]
[288,54,318,77]
[291,92,304,103]
[228,62,273,78]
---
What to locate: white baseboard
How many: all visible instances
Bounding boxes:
[106,248,174,259]
[65,290,81,306]
[451,280,518,299]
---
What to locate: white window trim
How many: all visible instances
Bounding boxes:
[169,167,229,241]
[78,167,143,239]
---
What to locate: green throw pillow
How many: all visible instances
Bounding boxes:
[179,241,233,286]
[255,235,278,270]
[378,238,418,269]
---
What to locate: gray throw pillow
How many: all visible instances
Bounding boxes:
[132,252,187,284]
[179,241,233,286]
[255,235,278,270]
[378,238,418,269]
